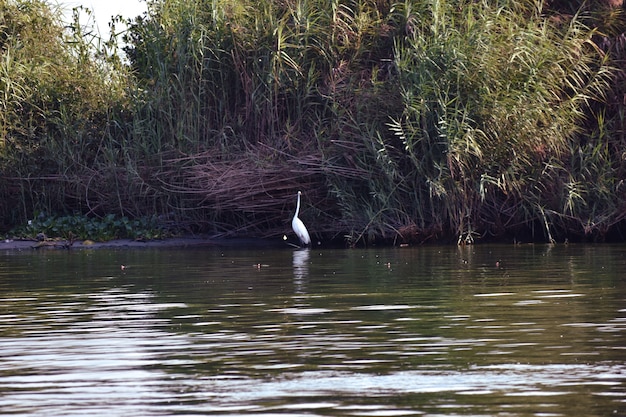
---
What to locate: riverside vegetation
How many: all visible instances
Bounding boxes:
[1,0,625,245]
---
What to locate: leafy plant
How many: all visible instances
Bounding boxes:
[11,213,171,242]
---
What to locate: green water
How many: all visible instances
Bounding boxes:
[0,244,624,416]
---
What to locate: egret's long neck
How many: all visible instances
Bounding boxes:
[294,193,301,218]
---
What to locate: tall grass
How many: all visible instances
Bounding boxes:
[337,0,614,243]
[116,0,402,234]
[0,1,130,224]
[1,0,624,243]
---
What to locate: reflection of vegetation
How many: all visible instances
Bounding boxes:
[1,0,625,244]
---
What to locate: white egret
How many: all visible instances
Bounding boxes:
[292,191,311,246]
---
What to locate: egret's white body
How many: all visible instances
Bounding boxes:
[292,191,311,246]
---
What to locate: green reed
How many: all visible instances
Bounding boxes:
[1,1,130,222]
[344,0,615,243]
[1,0,624,243]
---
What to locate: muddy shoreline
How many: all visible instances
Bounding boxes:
[0,236,290,251]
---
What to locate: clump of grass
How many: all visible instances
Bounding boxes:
[328,0,613,243]
[1,0,624,244]
[115,0,395,236]
[0,0,132,221]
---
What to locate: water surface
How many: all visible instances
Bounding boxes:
[0,244,624,416]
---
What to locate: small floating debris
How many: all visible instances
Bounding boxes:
[31,239,73,249]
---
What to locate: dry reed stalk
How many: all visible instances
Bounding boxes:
[148,148,332,234]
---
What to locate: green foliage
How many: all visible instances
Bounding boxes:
[331,0,616,243]
[0,0,624,243]
[12,213,170,241]
[121,0,367,153]
[0,0,132,222]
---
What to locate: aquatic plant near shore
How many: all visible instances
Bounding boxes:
[11,214,170,242]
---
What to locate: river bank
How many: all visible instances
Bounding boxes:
[0,236,294,251]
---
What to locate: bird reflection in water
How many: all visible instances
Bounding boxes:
[292,248,310,293]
